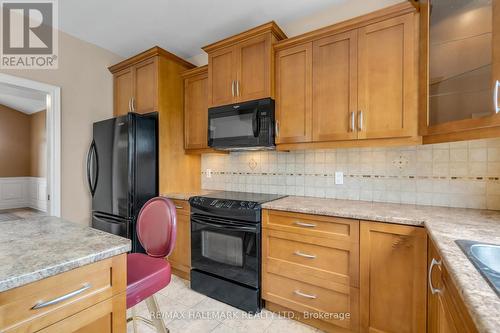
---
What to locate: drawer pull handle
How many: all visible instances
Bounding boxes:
[294,251,316,259]
[31,283,92,310]
[175,205,183,209]
[428,258,442,295]
[294,290,317,299]
[293,221,317,228]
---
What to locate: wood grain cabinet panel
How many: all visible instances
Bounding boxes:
[237,35,272,102]
[167,199,191,280]
[275,43,313,144]
[183,67,209,150]
[313,30,358,142]
[359,221,426,333]
[134,58,158,114]
[113,68,134,116]
[0,254,126,333]
[109,46,201,194]
[273,4,419,149]
[208,47,237,107]
[357,13,417,140]
[427,239,478,333]
[203,22,286,108]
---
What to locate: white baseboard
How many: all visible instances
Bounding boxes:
[0,177,47,212]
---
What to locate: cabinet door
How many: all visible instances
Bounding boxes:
[37,294,126,333]
[427,239,478,333]
[275,43,313,144]
[360,221,426,333]
[236,34,272,102]
[313,30,358,142]
[113,68,133,116]
[208,47,237,107]
[184,72,208,149]
[167,201,191,278]
[358,14,417,139]
[134,58,158,113]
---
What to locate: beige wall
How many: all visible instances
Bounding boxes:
[0,104,31,177]
[187,0,405,66]
[0,31,123,225]
[30,110,47,177]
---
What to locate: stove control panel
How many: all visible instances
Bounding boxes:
[189,197,259,211]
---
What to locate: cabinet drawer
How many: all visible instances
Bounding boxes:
[172,199,190,215]
[37,293,126,333]
[263,209,359,242]
[263,229,359,288]
[263,273,358,331]
[0,254,126,332]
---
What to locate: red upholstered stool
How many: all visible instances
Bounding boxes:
[127,197,177,333]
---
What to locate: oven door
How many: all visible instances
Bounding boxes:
[191,214,260,288]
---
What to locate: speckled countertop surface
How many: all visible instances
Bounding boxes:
[161,190,218,201]
[0,216,131,293]
[262,196,500,333]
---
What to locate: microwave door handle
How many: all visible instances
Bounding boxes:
[252,109,260,137]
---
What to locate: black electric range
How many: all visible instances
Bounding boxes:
[188,191,286,313]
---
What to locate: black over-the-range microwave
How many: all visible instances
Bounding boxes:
[208,98,275,151]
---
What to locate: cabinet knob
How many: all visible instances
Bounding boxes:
[494,80,500,114]
[358,110,363,131]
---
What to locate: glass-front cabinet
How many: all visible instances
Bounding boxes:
[422,0,500,141]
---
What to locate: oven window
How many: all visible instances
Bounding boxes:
[210,113,253,139]
[201,230,244,267]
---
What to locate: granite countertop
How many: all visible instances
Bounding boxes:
[0,216,131,293]
[262,196,500,333]
[161,190,218,201]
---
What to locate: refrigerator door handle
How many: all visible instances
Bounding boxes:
[86,140,99,196]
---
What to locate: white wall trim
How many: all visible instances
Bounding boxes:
[0,74,61,217]
[0,177,47,211]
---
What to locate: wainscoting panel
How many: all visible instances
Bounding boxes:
[0,177,47,212]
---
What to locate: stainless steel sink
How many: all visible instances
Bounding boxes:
[456,240,500,296]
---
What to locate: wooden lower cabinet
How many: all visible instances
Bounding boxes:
[262,210,429,333]
[262,210,360,332]
[0,254,126,333]
[167,199,191,280]
[37,294,125,333]
[427,238,478,333]
[359,221,427,333]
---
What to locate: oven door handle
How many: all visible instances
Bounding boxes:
[191,217,257,232]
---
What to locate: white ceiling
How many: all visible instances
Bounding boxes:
[58,0,403,60]
[0,83,47,114]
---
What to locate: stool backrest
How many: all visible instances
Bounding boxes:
[136,197,177,257]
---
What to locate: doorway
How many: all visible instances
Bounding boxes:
[0,74,61,217]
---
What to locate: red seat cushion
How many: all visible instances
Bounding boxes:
[126,253,171,308]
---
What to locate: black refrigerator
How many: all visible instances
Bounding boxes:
[87,112,158,253]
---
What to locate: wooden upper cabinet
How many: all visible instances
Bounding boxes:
[203,22,287,108]
[134,58,158,114]
[237,34,272,102]
[421,0,500,143]
[313,30,358,142]
[182,66,209,150]
[113,68,134,117]
[274,3,419,149]
[275,43,312,144]
[358,13,417,139]
[208,47,236,107]
[109,46,192,117]
[360,221,427,333]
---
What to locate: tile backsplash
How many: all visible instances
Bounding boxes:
[201,138,500,210]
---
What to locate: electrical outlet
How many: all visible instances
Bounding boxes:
[206,169,212,178]
[335,172,344,185]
